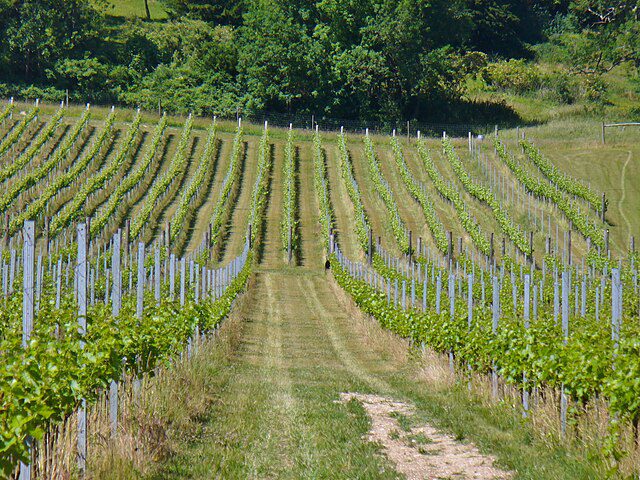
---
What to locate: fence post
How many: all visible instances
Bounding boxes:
[19,221,35,480]
[561,271,569,436]
[523,274,530,417]
[492,276,499,398]
[110,230,121,439]
[154,247,160,305]
[77,222,88,476]
[137,243,145,319]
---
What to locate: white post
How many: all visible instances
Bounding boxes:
[19,221,35,480]
[76,223,88,476]
[110,230,121,439]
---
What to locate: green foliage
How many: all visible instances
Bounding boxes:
[51,111,142,235]
[442,137,530,256]
[313,131,333,251]
[160,0,244,25]
[363,135,409,254]
[171,120,217,244]
[248,126,271,248]
[337,132,370,252]
[0,252,252,473]
[130,113,193,240]
[494,138,605,248]
[9,109,115,235]
[482,60,542,94]
[90,114,168,237]
[209,123,243,249]
[0,107,90,214]
[521,139,603,213]
[416,140,491,255]
[331,251,640,429]
[390,137,448,254]
[281,128,299,254]
[0,105,41,161]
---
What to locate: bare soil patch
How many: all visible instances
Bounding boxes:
[340,392,512,480]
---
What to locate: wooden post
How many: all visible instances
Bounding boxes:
[490,233,494,261]
[447,231,453,264]
[567,230,572,266]
[601,122,605,145]
[408,230,413,263]
[180,258,186,306]
[368,228,373,265]
[601,193,606,222]
[561,270,569,436]
[523,274,531,416]
[529,231,534,264]
[467,274,473,329]
[604,229,609,255]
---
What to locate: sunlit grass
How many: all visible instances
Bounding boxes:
[104,0,168,19]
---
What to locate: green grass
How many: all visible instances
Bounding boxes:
[103,0,168,19]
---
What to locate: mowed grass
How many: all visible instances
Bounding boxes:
[499,119,640,255]
[103,0,168,19]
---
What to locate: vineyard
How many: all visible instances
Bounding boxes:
[1,99,639,479]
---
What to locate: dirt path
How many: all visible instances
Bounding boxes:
[339,393,510,480]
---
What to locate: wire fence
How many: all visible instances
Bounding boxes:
[3,96,498,138]
[2,97,495,137]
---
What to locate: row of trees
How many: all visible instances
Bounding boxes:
[0,0,637,122]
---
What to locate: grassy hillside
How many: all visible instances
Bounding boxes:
[105,0,168,19]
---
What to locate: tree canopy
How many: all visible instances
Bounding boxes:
[0,0,637,123]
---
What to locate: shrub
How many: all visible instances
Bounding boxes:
[482,59,541,94]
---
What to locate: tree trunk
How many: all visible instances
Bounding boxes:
[144,0,151,20]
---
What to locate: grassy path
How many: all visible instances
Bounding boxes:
[325,142,362,260]
[219,139,256,263]
[184,135,232,255]
[297,141,322,267]
[261,143,284,268]
[148,138,601,480]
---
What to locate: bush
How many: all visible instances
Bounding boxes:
[482,59,541,94]
[538,71,581,104]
